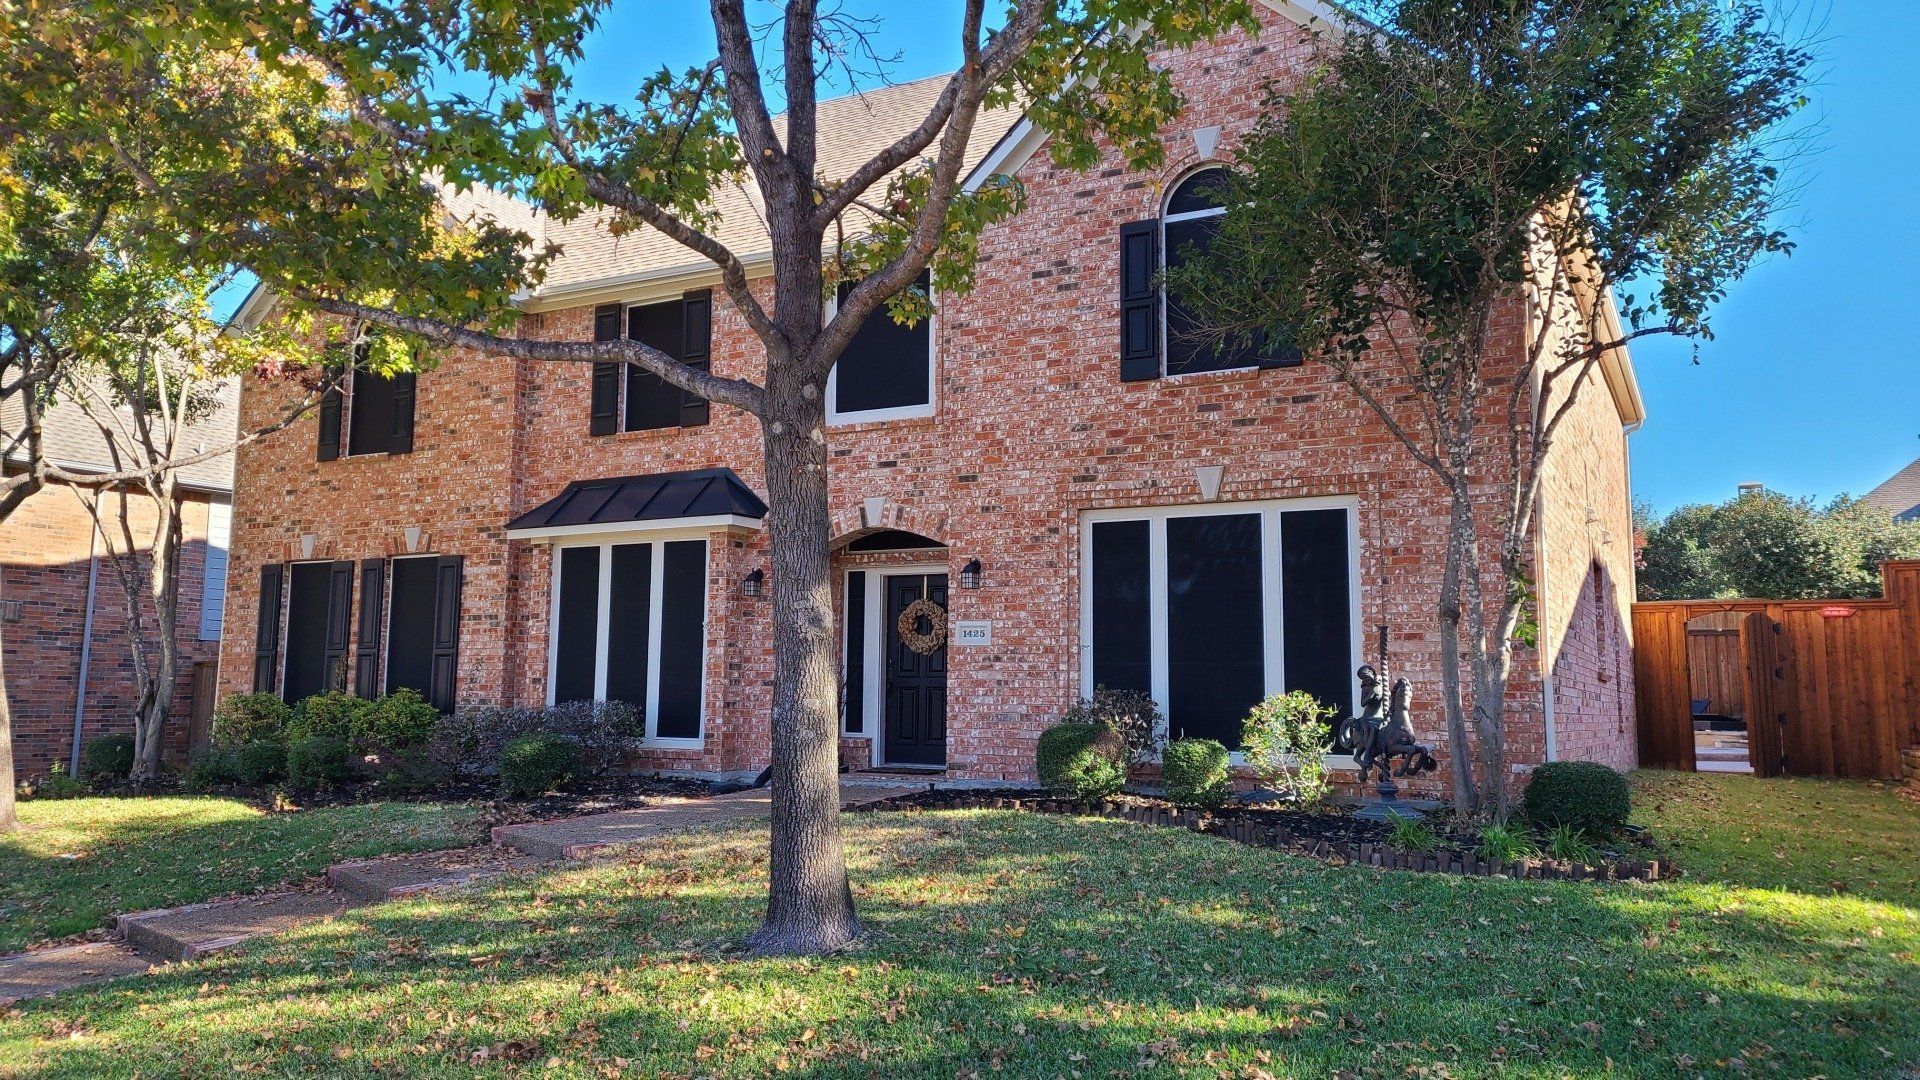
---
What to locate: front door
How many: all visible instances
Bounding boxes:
[883,573,948,766]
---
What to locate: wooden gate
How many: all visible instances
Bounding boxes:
[1632,561,1920,779]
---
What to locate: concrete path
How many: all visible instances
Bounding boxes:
[2,779,920,1005]
[493,780,918,859]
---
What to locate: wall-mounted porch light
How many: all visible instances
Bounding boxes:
[741,568,765,598]
[959,558,983,590]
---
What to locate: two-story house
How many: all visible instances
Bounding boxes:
[218,0,1643,793]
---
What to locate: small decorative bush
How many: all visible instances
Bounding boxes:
[1161,738,1231,809]
[210,693,291,748]
[287,691,375,743]
[82,734,136,779]
[286,736,353,791]
[1241,691,1334,807]
[20,764,87,800]
[1035,722,1128,800]
[1061,686,1164,765]
[181,748,238,792]
[1388,815,1441,854]
[499,734,582,798]
[232,740,287,786]
[1477,823,1535,862]
[361,688,440,750]
[1543,824,1603,864]
[374,747,450,792]
[1524,761,1631,834]
[435,701,638,777]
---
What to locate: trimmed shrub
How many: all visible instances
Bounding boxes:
[1524,761,1631,834]
[82,734,136,779]
[499,734,581,798]
[232,740,287,786]
[434,701,638,777]
[1161,738,1231,809]
[288,691,375,743]
[1061,687,1164,765]
[210,693,291,748]
[362,689,440,750]
[1035,722,1127,800]
[181,748,238,792]
[286,736,353,791]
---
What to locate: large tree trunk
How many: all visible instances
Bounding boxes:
[0,624,17,831]
[744,387,860,956]
[1436,479,1480,817]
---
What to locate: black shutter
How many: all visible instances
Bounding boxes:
[680,290,712,427]
[354,559,386,697]
[1119,219,1162,382]
[843,572,865,734]
[323,561,355,693]
[252,563,285,693]
[388,371,416,453]
[428,555,463,712]
[316,365,344,461]
[590,303,622,435]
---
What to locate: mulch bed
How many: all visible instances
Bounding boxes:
[86,772,716,823]
[861,787,1673,883]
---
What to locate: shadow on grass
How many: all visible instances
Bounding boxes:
[0,796,483,952]
[5,810,1917,1078]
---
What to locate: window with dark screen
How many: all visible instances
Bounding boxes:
[829,272,933,420]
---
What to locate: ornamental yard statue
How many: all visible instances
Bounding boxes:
[1350,664,1438,785]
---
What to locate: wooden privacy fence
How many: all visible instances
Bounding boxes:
[1633,561,1920,779]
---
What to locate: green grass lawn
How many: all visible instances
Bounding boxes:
[4,771,1916,1078]
[0,796,485,953]
[1632,770,1920,905]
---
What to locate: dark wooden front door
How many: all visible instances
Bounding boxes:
[884,574,948,766]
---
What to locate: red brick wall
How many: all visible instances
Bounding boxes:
[219,7,1638,792]
[3,477,220,778]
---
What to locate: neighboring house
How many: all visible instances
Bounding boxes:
[1,382,237,778]
[1862,457,1920,521]
[220,1,1643,793]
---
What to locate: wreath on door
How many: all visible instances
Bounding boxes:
[897,597,949,655]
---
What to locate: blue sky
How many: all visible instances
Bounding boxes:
[442,2,1916,514]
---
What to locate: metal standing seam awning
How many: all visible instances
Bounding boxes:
[503,467,768,542]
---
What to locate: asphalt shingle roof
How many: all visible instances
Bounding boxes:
[1863,457,1920,521]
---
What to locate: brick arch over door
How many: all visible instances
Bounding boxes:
[828,499,949,551]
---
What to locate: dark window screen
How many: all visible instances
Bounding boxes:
[845,529,943,552]
[385,557,439,699]
[844,572,866,734]
[656,540,707,739]
[1163,216,1267,376]
[1281,509,1354,725]
[606,544,653,714]
[282,563,334,704]
[1165,513,1265,749]
[1089,520,1152,696]
[625,300,683,431]
[347,368,396,455]
[553,546,600,704]
[834,273,931,414]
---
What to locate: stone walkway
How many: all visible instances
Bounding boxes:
[0,779,920,1006]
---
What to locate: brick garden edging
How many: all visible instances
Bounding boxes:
[859,792,1668,883]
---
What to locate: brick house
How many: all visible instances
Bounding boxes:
[2,385,235,778]
[219,0,1643,792]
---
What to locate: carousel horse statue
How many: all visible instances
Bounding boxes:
[1349,664,1438,784]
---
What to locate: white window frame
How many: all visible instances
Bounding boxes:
[843,561,952,768]
[1077,496,1363,765]
[381,554,442,697]
[544,529,712,749]
[1160,167,1255,380]
[824,287,937,426]
[615,296,690,434]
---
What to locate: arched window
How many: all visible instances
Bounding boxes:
[1118,168,1301,382]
